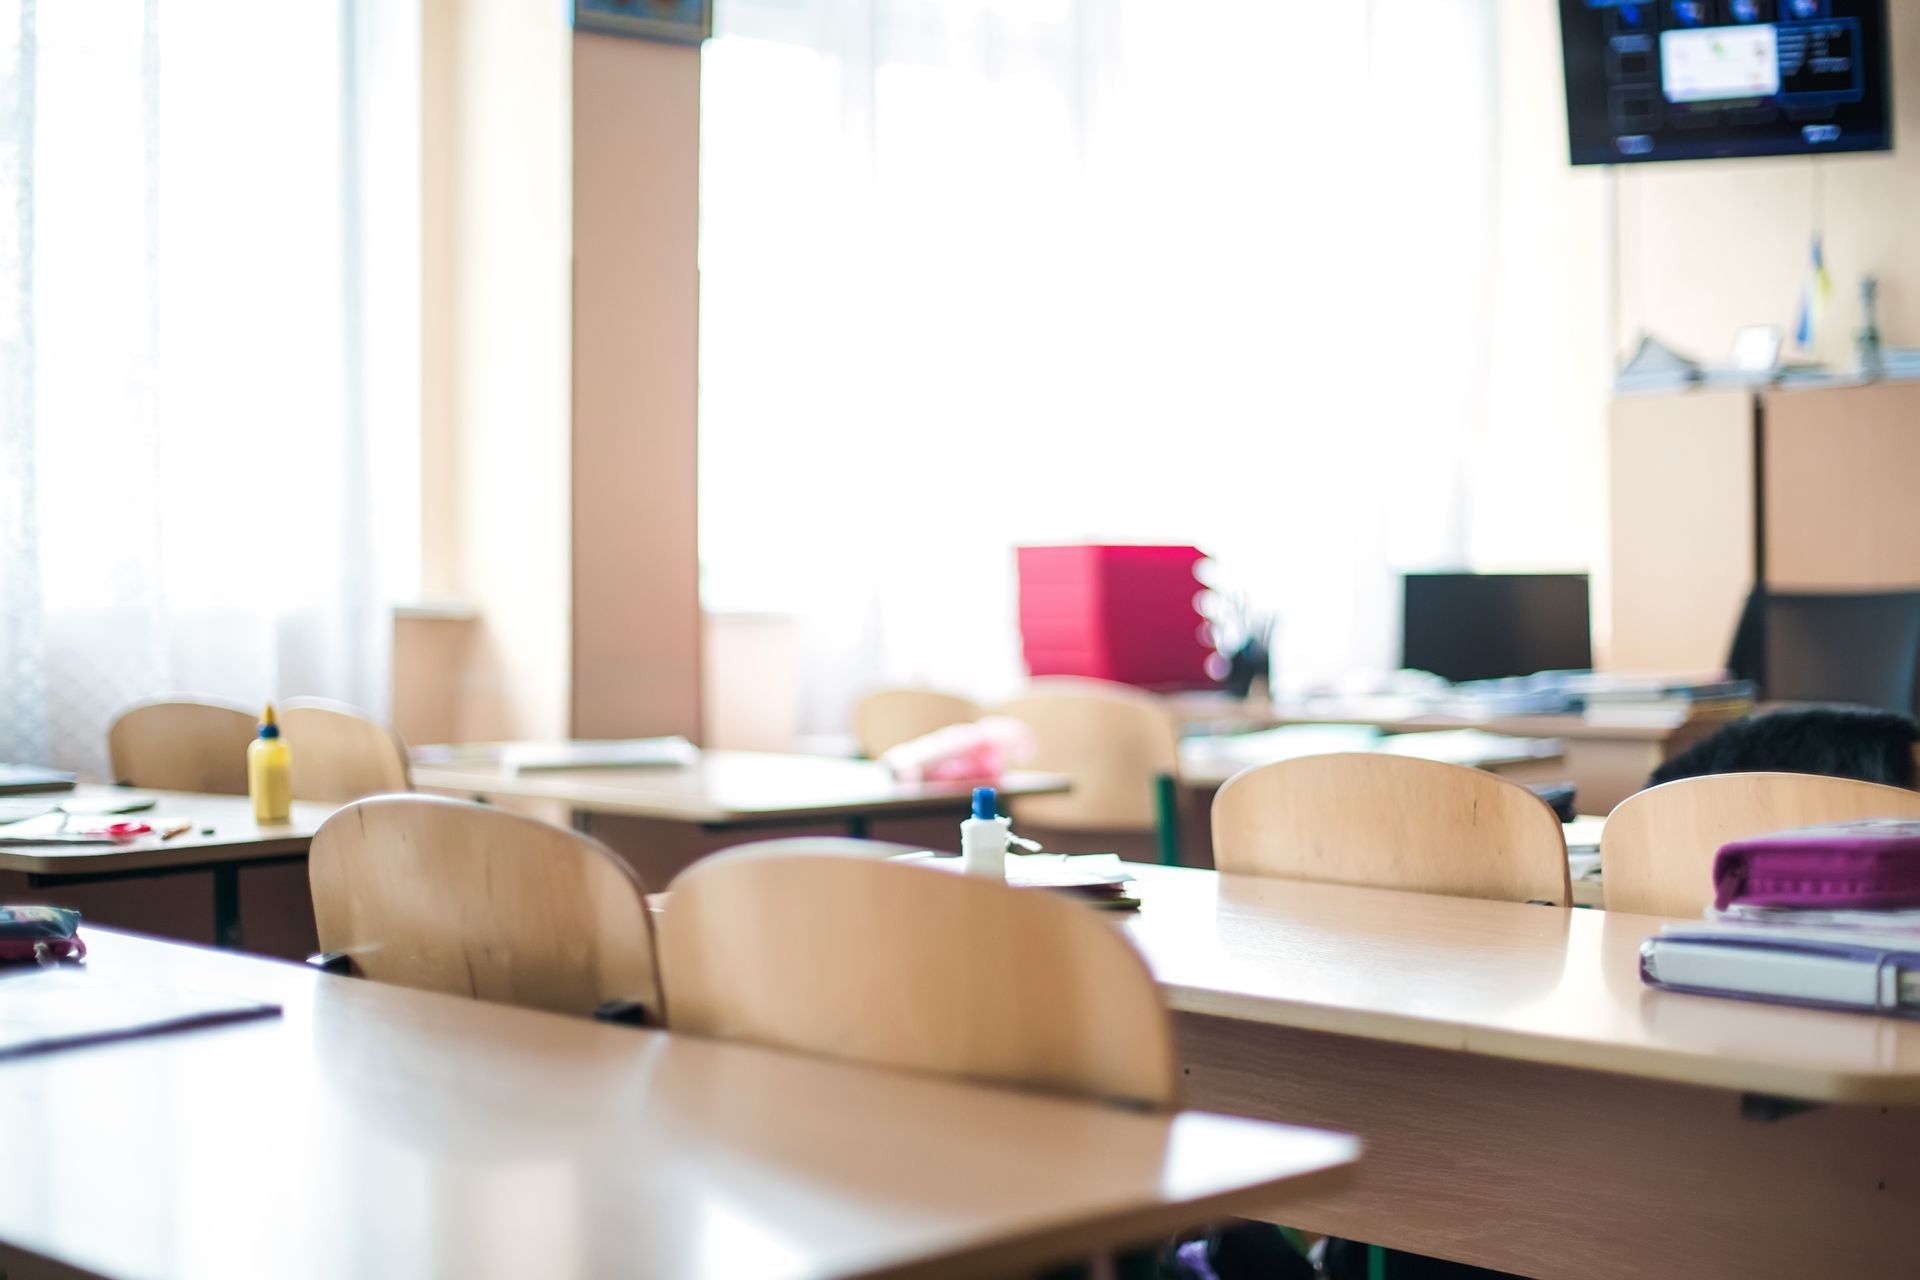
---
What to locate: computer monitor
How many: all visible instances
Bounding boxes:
[1402,573,1594,684]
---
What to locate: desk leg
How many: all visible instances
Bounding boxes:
[212,866,242,951]
[573,810,594,837]
[1153,774,1180,867]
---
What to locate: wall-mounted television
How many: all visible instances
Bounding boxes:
[1559,1,1892,165]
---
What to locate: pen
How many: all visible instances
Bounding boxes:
[159,820,194,840]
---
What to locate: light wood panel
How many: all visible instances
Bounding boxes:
[996,679,1180,832]
[1764,381,1920,588]
[106,698,257,795]
[1607,389,1755,672]
[1211,753,1572,905]
[1118,863,1920,1103]
[412,745,1068,826]
[1179,1012,1920,1280]
[1601,770,1920,918]
[280,699,412,802]
[310,795,660,1020]
[853,687,983,757]
[0,787,328,877]
[660,849,1178,1107]
[0,928,1357,1280]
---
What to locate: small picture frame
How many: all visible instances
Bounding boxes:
[573,0,713,46]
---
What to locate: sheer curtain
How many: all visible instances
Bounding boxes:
[0,0,417,777]
[701,0,1499,733]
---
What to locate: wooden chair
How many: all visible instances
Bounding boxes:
[994,678,1180,833]
[658,845,1177,1107]
[107,697,257,794]
[281,698,412,802]
[309,795,661,1021]
[1602,771,1920,917]
[852,687,982,757]
[1212,753,1573,905]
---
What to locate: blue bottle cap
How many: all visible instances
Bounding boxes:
[971,786,996,820]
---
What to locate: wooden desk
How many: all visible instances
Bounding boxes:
[1118,864,1920,1277]
[0,931,1358,1280]
[1167,692,1722,812]
[413,746,1070,837]
[0,788,331,950]
[1176,727,1565,790]
[1157,728,1566,866]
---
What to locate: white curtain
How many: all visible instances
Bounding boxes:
[700,0,1501,734]
[0,0,418,777]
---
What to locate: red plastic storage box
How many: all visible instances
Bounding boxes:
[1015,544,1214,690]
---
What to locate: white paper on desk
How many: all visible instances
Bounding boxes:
[500,738,697,772]
[0,968,281,1060]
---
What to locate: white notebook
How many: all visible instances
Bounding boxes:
[1641,921,1920,1015]
[499,738,697,773]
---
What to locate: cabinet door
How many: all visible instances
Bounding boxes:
[1765,383,1920,589]
[1607,390,1754,671]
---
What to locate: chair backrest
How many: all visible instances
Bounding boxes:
[994,678,1179,832]
[1212,753,1573,905]
[1729,587,1920,715]
[310,795,661,1020]
[281,698,413,802]
[852,687,982,757]
[659,846,1177,1107]
[107,697,258,794]
[1603,771,1920,917]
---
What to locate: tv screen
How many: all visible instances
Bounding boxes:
[1559,1,1892,165]
[1402,573,1594,685]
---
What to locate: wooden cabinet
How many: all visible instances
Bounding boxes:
[1608,380,1920,670]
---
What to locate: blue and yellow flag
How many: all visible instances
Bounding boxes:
[1795,235,1833,351]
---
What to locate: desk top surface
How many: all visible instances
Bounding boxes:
[1120,864,1920,1104]
[1177,727,1564,788]
[0,787,328,875]
[0,930,1356,1280]
[1165,692,1696,743]
[412,747,1071,825]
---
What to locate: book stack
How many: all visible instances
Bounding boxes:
[1571,674,1755,728]
[1641,820,1920,1017]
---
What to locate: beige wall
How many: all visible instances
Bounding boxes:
[420,0,574,743]
[1615,6,1920,364]
[571,33,703,741]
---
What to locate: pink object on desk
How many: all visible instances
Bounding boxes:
[881,716,1036,783]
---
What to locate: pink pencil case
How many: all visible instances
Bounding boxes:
[0,905,86,964]
[1713,820,1920,912]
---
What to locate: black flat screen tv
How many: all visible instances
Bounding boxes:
[1559,0,1892,165]
[1402,573,1594,685]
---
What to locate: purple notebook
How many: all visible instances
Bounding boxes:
[1714,819,1920,912]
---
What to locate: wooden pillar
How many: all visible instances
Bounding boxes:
[571,32,703,740]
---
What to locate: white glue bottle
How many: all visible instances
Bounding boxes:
[961,786,1011,879]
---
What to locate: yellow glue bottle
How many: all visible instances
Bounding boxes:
[248,703,292,824]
